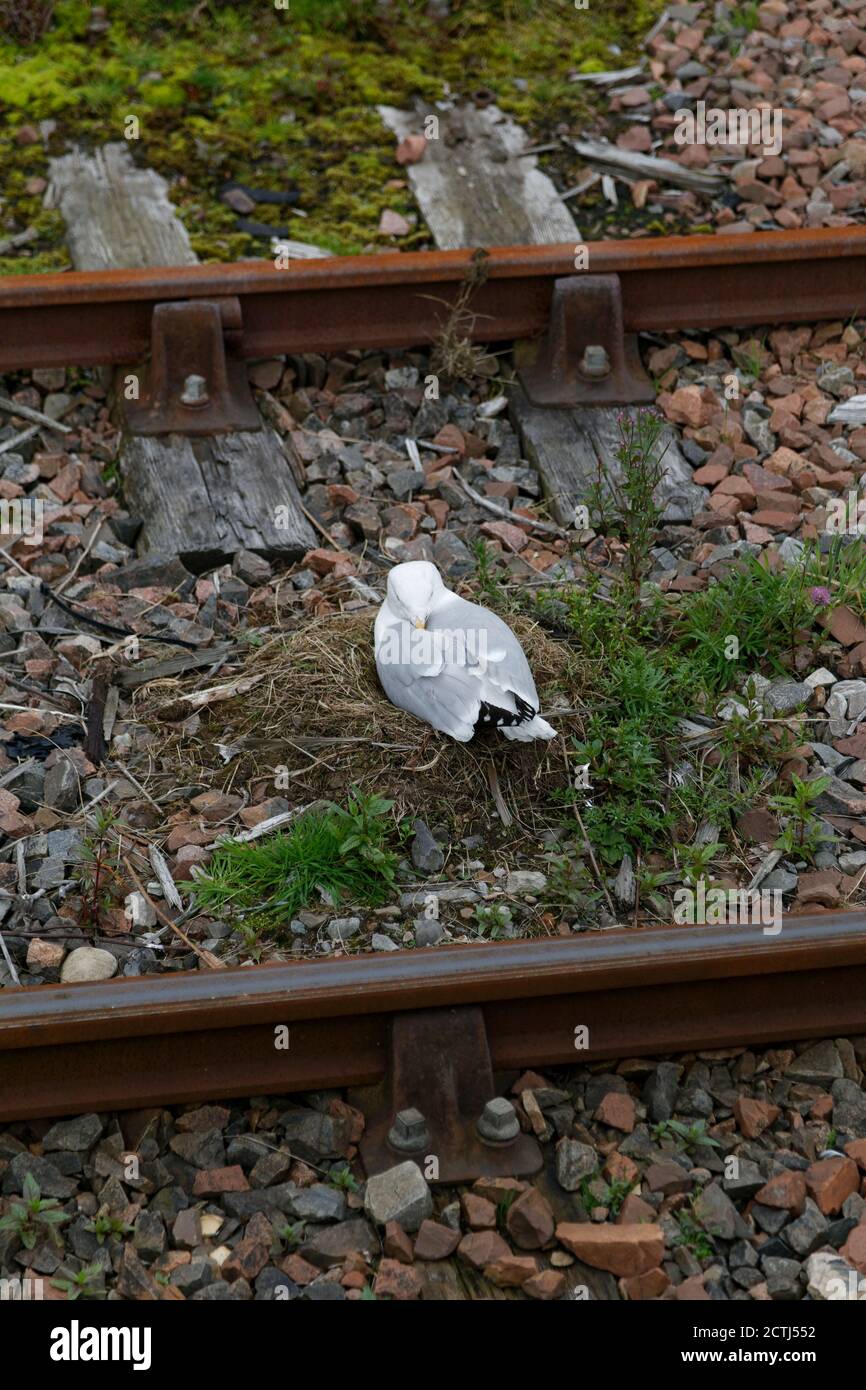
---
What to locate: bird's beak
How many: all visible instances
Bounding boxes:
[414,618,426,631]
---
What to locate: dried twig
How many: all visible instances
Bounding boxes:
[486,761,513,827]
[0,928,20,985]
[123,857,225,970]
[0,393,72,434]
[451,474,566,537]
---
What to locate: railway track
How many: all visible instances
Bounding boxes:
[1,226,865,401]
[1,224,866,1184]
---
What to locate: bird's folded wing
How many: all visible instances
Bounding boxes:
[376,598,540,741]
[431,595,541,710]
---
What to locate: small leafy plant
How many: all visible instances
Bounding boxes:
[652,1118,722,1153]
[675,553,814,691]
[0,1173,71,1249]
[769,774,832,862]
[474,902,513,939]
[328,1165,360,1194]
[75,809,124,930]
[51,1262,105,1301]
[587,409,669,618]
[672,1210,714,1260]
[277,1221,306,1251]
[184,788,402,930]
[85,1210,132,1245]
[471,538,506,607]
[578,1173,635,1219]
[675,841,724,889]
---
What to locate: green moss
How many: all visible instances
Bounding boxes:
[0,0,667,272]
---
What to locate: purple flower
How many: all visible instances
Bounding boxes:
[810,586,832,607]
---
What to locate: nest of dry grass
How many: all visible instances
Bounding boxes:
[134,606,586,840]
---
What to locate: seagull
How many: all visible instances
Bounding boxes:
[374,560,556,743]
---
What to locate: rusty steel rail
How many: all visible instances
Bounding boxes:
[2,912,866,1123]
[0,226,865,372]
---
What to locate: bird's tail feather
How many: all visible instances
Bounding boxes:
[502,715,556,742]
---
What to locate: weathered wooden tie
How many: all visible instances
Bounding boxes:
[47,143,314,570]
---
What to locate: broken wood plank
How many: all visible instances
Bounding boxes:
[115,643,236,688]
[46,143,197,270]
[48,143,315,568]
[511,389,707,527]
[120,430,314,571]
[378,102,580,248]
[570,138,724,195]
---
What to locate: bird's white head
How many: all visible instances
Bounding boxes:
[386,560,446,630]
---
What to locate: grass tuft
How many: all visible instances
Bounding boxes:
[183,788,402,932]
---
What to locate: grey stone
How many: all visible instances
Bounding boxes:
[303,1279,347,1300]
[440,1200,461,1232]
[414,919,445,946]
[693,1181,747,1241]
[763,680,811,716]
[191,1278,252,1300]
[386,467,425,500]
[761,1255,804,1300]
[784,1199,828,1258]
[169,1129,226,1170]
[742,408,776,455]
[505,870,547,896]
[433,530,475,577]
[110,554,191,593]
[612,854,636,908]
[254,1267,299,1300]
[34,857,69,890]
[816,777,866,816]
[642,1063,683,1123]
[287,1184,347,1223]
[371,932,399,951]
[676,1086,714,1119]
[729,1239,758,1268]
[249,1149,293,1189]
[171,1258,213,1293]
[778,536,805,567]
[279,1109,352,1161]
[785,1041,843,1086]
[752,1203,791,1237]
[122,948,160,977]
[42,1113,104,1153]
[364,1161,432,1233]
[223,1183,300,1219]
[761,868,798,893]
[722,1158,765,1201]
[826,1216,858,1249]
[816,362,855,397]
[3,1152,77,1199]
[555,1138,597,1191]
[411,819,444,874]
[327,916,361,943]
[299,1217,378,1269]
[44,759,79,811]
[401,883,485,910]
[133,1210,166,1260]
[832,1078,866,1136]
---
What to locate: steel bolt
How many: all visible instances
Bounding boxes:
[476,1096,520,1144]
[579,344,611,379]
[180,373,210,407]
[387,1107,429,1153]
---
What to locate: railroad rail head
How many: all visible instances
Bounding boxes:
[1,227,865,429]
[3,913,866,1182]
